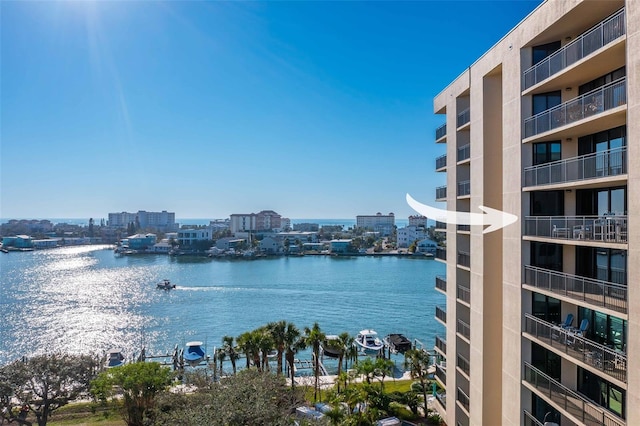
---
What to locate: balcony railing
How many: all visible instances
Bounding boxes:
[436,247,447,261]
[523,362,625,426]
[457,180,471,196]
[524,314,626,383]
[435,335,447,355]
[457,353,470,377]
[523,8,625,90]
[524,78,626,138]
[524,146,626,187]
[435,275,447,292]
[524,265,627,314]
[435,306,447,324]
[457,108,470,128]
[457,387,470,412]
[524,215,628,244]
[436,123,447,140]
[436,185,447,200]
[435,363,447,386]
[457,144,470,162]
[436,154,447,170]
[457,251,470,268]
[435,221,446,229]
[457,319,470,340]
[436,392,446,409]
[457,224,470,232]
[524,410,544,426]
[457,284,471,304]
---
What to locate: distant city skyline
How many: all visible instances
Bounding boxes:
[1,1,541,219]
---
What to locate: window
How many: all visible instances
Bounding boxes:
[532,41,561,65]
[533,141,561,165]
[532,91,562,115]
[532,293,561,324]
[531,191,564,216]
[531,242,563,271]
[578,367,626,418]
[578,126,626,155]
[579,67,626,95]
[576,247,627,285]
[531,342,561,380]
[576,187,626,216]
[578,308,627,351]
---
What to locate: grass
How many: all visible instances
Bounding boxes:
[46,401,125,426]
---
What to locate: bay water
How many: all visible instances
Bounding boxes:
[0,245,444,366]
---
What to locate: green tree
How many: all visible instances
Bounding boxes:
[408,240,418,253]
[236,331,257,370]
[404,349,432,412]
[0,353,99,426]
[283,323,305,390]
[221,335,240,375]
[91,362,173,426]
[304,322,326,402]
[267,320,287,375]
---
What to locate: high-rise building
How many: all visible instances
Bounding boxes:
[431,1,637,425]
[356,212,395,236]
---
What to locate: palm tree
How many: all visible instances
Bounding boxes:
[267,320,287,375]
[216,346,226,377]
[304,322,326,402]
[283,322,305,389]
[236,331,256,370]
[255,327,274,372]
[404,349,432,411]
[222,335,239,375]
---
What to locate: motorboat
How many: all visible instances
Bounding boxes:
[157,279,176,290]
[385,333,412,354]
[354,329,384,355]
[322,335,343,358]
[184,341,206,366]
[106,348,126,368]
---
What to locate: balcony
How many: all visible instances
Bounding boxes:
[435,275,447,293]
[524,314,626,383]
[436,392,447,409]
[435,221,446,230]
[457,284,471,304]
[457,224,470,232]
[457,180,470,197]
[435,363,447,386]
[436,123,447,141]
[524,77,626,139]
[457,251,470,268]
[523,362,624,426]
[436,185,447,201]
[457,319,470,340]
[524,146,626,188]
[457,144,470,162]
[436,154,447,171]
[457,107,470,128]
[457,387,470,413]
[435,305,447,324]
[457,353,470,377]
[524,265,627,314]
[435,335,447,355]
[523,8,625,90]
[524,410,544,426]
[435,247,447,261]
[524,215,627,244]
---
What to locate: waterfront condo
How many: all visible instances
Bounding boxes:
[431,1,638,425]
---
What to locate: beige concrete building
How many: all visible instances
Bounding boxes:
[431,1,638,425]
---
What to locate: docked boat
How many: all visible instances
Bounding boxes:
[184,341,206,366]
[322,335,344,358]
[385,333,412,354]
[157,279,176,290]
[106,348,126,368]
[354,329,384,355]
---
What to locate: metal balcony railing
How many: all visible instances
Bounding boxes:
[457,251,470,268]
[435,247,447,261]
[524,146,626,187]
[524,78,626,138]
[524,410,544,426]
[436,154,447,170]
[457,387,470,412]
[436,392,447,409]
[524,314,627,383]
[523,362,625,426]
[435,363,447,386]
[457,108,470,128]
[457,144,470,162]
[457,180,471,197]
[435,335,447,355]
[435,221,446,229]
[436,123,447,140]
[457,353,470,377]
[436,185,447,200]
[523,8,625,90]
[524,265,627,314]
[435,275,447,292]
[457,284,471,304]
[457,224,470,232]
[457,319,470,340]
[524,215,628,244]
[435,306,447,324]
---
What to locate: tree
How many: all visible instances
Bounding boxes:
[267,321,287,375]
[0,354,99,426]
[408,240,418,253]
[326,332,351,392]
[91,362,173,426]
[236,331,258,370]
[283,323,305,390]
[221,336,239,375]
[304,322,325,402]
[404,349,432,412]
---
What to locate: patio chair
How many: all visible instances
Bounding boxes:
[559,313,574,329]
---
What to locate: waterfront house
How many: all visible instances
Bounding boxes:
[397,225,428,248]
[329,239,354,254]
[416,238,437,255]
[1,235,33,249]
[259,237,282,254]
[123,233,157,250]
[177,228,213,246]
[216,237,245,251]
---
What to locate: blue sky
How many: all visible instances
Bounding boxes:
[1,0,540,220]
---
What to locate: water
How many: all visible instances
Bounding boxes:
[0,246,444,366]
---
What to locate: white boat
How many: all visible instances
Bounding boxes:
[106,348,126,368]
[157,279,176,290]
[184,341,206,366]
[354,329,384,355]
